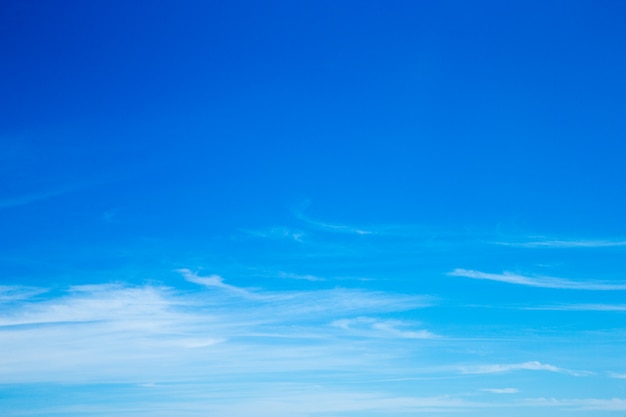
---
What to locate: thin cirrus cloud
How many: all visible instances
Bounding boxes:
[491,238,626,248]
[480,388,519,394]
[331,317,439,339]
[240,226,306,242]
[523,397,626,411]
[459,361,592,377]
[178,268,254,297]
[293,204,373,236]
[448,269,626,290]
[0,285,48,302]
[277,271,327,282]
[178,269,430,314]
[523,304,626,311]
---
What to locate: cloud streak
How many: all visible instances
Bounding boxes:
[293,203,373,236]
[523,397,626,411]
[0,285,48,302]
[240,226,306,242]
[459,361,591,377]
[179,269,255,297]
[492,238,626,248]
[481,388,519,394]
[449,269,626,290]
[0,183,85,209]
[523,304,626,311]
[331,317,439,339]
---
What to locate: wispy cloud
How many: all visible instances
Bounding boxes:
[331,317,439,339]
[491,238,626,248]
[0,284,178,328]
[480,388,519,394]
[240,226,306,242]
[0,272,430,385]
[0,183,85,209]
[0,285,48,302]
[523,397,626,410]
[459,361,591,376]
[178,269,254,297]
[448,269,626,290]
[179,269,429,315]
[524,304,626,311]
[608,371,626,379]
[278,271,326,282]
[293,204,373,235]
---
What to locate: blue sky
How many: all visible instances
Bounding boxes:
[2,1,626,415]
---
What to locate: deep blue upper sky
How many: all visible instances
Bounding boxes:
[3,1,625,234]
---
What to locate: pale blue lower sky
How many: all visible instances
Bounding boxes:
[1,202,626,416]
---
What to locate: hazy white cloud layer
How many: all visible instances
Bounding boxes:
[0,271,432,385]
[3,268,622,416]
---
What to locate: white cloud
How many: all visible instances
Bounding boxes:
[492,238,626,248]
[448,269,626,290]
[459,361,591,376]
[0,284,177,327]
[180,269,429,315]
[0,285,48,302]
[523,397,626,410]
[278,271,326,282]
[608,371,626,379]
[524,304,626,311]
[331,317,439,339]
[293,206,373,236]
[0,284,210,383]
[481,388,519,394]
[0,272,431,385]
[241,226,306,242]
[178,268,253,297]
